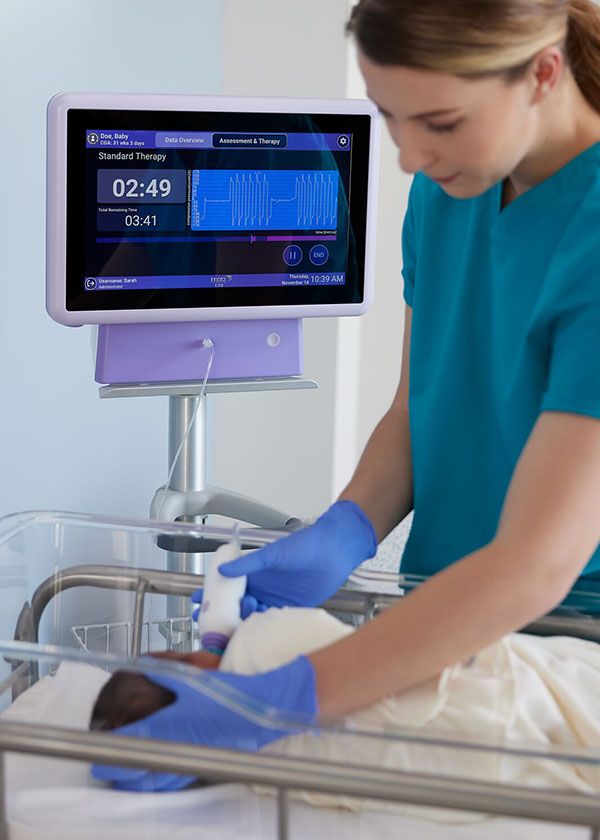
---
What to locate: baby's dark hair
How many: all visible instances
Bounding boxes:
[90,671,175,732]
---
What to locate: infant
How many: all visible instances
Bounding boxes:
[90,606,600,820]
[90,607,354,732]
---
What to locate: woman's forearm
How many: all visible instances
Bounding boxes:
[324,410,600,717]
[338,405,413,542]
[309,538,571,718]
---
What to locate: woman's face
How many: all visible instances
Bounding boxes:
[358,50,541,197]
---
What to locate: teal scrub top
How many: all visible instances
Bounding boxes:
[401,141,600,579]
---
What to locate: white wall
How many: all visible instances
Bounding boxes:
[210,0,351,520]
[0,0,224,519]
[357,122,410,447]
[332,28,412,497]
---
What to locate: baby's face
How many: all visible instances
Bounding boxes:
[89,650,221,732]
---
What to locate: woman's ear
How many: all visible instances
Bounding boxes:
[530,45,564,103]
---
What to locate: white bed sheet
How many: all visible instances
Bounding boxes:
[1,662,590,840]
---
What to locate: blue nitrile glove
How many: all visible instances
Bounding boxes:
[192,593,268,623]
[91,655,317,793]
[192,500,377,614]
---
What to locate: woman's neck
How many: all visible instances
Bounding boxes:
[504,69,600,206]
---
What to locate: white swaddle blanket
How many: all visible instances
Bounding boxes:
[219,607,600,817]
[3,607,600,830]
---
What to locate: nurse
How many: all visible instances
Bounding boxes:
[95,0,600,791]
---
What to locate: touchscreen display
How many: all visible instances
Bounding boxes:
[65,110,372,313]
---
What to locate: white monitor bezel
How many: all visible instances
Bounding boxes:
[46,91,380,326]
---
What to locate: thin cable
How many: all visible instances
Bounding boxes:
[155,338,215,521]
[231,521,241,553]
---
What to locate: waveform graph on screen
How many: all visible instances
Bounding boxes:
[191,169,340,232]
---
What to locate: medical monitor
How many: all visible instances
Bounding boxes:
[47,92,380,326]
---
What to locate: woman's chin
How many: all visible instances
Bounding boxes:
[438,176,494,200]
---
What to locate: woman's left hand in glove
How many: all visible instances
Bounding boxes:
[91,655,318,792]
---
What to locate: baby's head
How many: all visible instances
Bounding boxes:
[89,651,221,732]
[90,671,175,731]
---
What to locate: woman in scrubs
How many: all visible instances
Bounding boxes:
[95,0,600,790]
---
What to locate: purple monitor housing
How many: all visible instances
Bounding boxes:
[95,319,302,384]
[46,92,380,383]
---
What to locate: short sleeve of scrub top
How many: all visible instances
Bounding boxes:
[400,142,600,580]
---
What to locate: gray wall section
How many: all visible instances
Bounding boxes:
[213,0,351,520]
[0,0,224,518]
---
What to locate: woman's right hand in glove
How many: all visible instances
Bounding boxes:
[192,500,377,615]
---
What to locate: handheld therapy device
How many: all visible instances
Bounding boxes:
[46,92,380,384]
[197,540,248,655]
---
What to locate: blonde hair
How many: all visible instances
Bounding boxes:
[346,0,600,111]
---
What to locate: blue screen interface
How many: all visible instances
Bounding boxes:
[82,127,353,295]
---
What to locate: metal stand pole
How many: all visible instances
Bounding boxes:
[169,395,206,495]
[166,395,206,624]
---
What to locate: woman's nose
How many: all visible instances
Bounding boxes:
[394,126,435,175]
[398,144,435,175]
